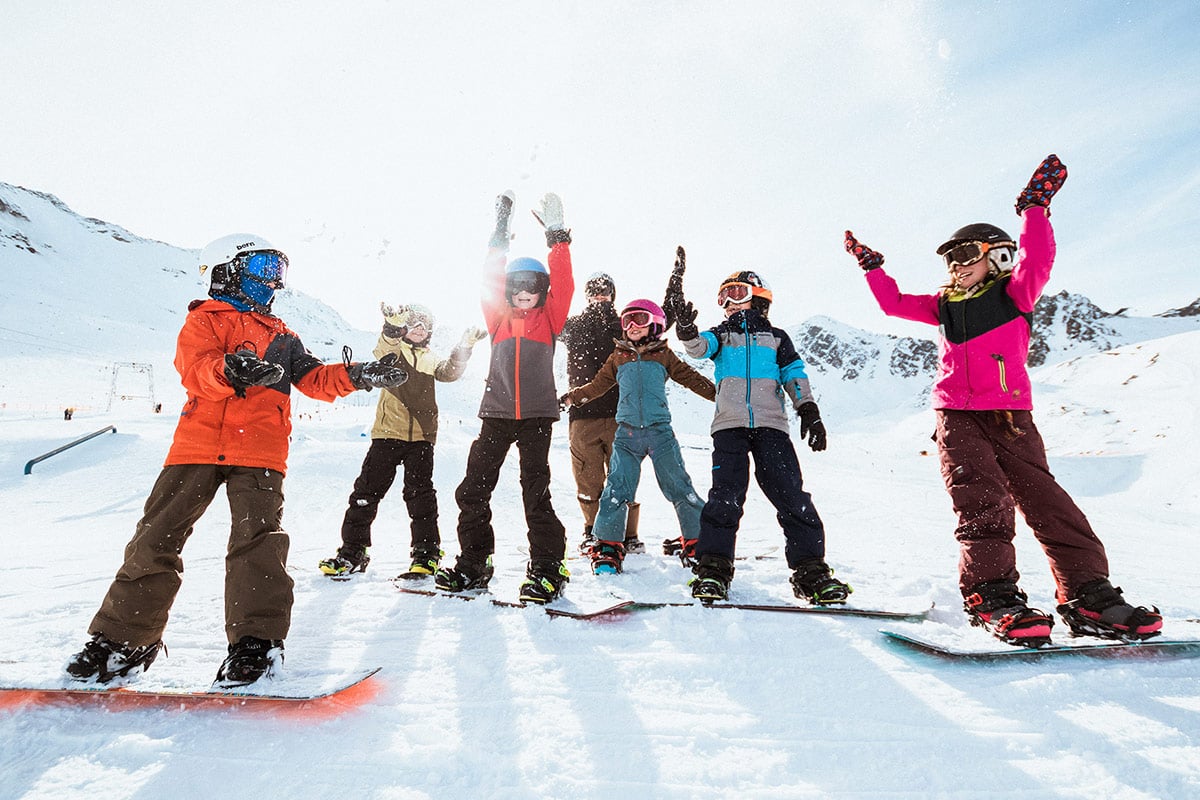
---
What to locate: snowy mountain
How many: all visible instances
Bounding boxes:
[4,184,1200,799]
[0,181,373,415]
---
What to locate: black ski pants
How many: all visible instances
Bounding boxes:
[696,427,826,568]
[340,438,439,553]
[455,417,566,563]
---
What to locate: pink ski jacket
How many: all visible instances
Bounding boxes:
[864,208,1054,411]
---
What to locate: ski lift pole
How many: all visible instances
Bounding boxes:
[24,425,117,475]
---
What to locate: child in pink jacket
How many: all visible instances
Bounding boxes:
[844,154,1161,647]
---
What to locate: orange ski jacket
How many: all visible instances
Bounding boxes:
[164,299,357,473]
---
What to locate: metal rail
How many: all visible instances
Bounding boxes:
[24,425,117,475]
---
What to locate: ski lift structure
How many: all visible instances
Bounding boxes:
[106,362,157,413]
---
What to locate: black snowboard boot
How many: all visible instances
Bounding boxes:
[65,634,164,683]
[518,559,570,604]
[964,580,1054,647]
[318,544,370,577]
[790,558,852,606]
[215,636,284,686]
[405,545,443,577]
[1057,579,1162,640]
[434,555,494,592]
[690,554,735,602]
[578,525,596,555]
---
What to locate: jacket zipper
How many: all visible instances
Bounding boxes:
[743,316,754,428]
[992,354,1008,393]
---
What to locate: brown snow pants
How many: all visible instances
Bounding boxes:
[89,464,293,647]
[568,416,639,536]
[935,409,1110,604]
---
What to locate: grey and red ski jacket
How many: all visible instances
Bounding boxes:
[477,243,574,420]
[864,207,1054,411]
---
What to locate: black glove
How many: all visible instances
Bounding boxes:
[663,246,687,328]
[348,352,408,391]
[797,401,827,452]
[224,350,285,398]
[558,392,572,411]
[844,231,884,271]
[673,299,699,341]
[1015,153,1067,215]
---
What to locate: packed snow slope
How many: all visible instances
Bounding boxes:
[2,184,1200,798]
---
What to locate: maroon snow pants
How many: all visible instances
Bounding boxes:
[935,409,1109,604]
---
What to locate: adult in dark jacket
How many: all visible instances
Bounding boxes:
[560,272,642,553]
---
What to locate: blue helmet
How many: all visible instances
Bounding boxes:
[505,256,550,307]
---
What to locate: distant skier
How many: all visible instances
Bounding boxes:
[673,264,850,604]
[319,302,486,579]
[562,296,714,574]
[559,271,643,555]
[65,234,408,686]
[434,191,575,604]
[845,153,1162,646]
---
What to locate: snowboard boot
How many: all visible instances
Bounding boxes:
[623,503,644,553]
[964,580,1054,647]
[215,636,284,686]
[790,558,852,606]
[589,540,625,575]
[663,536,699,567]
[578,525,596,556]
[318,544,370,577]
[1057,579,1163,640]
[518,559,571,604]
[65,634,164,684]
[690,554,734,602]
[434,555,494,593]
[405,545,444,577]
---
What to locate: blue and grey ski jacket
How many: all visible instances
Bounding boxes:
[681,308,814,434]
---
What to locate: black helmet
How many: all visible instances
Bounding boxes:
[584,271,616,300]
[936,223,1015,256]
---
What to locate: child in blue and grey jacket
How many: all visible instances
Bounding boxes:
[562,298,715,575]
[673,269,851,604]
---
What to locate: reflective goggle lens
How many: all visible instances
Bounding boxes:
[244,252,287,287]
[717,282,752,307]
[943,242,988,270]
[621,310,653,330]
[509,275,543,294]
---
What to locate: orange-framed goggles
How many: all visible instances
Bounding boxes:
[942,241,1001,270]
[716,282,754,307]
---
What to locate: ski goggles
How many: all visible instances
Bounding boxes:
[241,251,288,288]
[508,274,546,295]
[620,309,654,330]
[716,282,754,307]
[404,316,432,332]
[942,241,1004,270]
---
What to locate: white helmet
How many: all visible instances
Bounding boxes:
[198,233,284,281]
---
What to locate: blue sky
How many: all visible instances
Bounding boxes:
[3,1,1198,334]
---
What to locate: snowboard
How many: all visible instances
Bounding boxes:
[0,667,382,707]
[631,600,932,620]
[394,584,634,619]
[880,627,1200,659]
